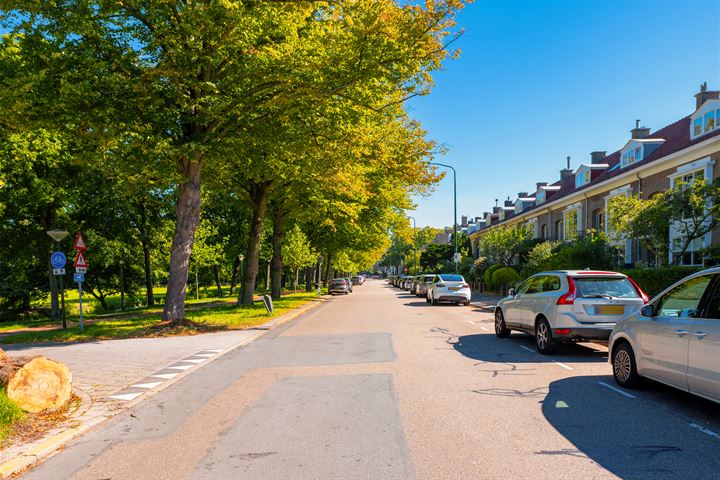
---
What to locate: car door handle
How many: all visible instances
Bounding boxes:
[692,332,708,339]
[675,330,688,337]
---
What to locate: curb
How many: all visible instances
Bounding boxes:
[0,295,329,479]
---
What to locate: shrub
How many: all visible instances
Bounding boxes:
[621,266,702,297]
[491,267,522,294]
[483,264,503,290]
[521,241,558,278]
[548,236,617,271]
[0,388,24,441]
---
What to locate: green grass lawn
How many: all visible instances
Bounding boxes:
[0,389,24,443]
[0,292,323,344]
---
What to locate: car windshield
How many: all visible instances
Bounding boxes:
[330,279,345,284]
[573,277,638,299]
[439,274,464,282]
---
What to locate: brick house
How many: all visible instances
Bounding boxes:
[469,84,720,267]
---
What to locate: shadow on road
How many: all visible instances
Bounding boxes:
[541,374,720,479]
[453,333,607,363]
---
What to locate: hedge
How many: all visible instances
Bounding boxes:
[483,264,504,290]
[621,266,701,297]
[491,267,522,293]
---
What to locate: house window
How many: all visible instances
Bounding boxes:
[694,117,703,137]
[563,209,579,241]
[705,111,716,133]
[592,209,604,231]
[541,224,548,239]
[555,219,564,241]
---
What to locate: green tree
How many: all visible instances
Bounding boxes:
[477,226,533,266]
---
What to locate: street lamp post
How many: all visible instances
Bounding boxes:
[430,162,458,273]
[119,260,125,311]
[46,229,69,329]
[408,216,418,275]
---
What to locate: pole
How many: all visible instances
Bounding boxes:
[59,273,66,329]
[408,216,417,275]
[430,163,458,273]
[195,271,199,300]
[78,280,84,332]
[119,261,125,311]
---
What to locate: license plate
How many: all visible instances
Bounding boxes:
[596,305,624,315]
[449,286,461,291]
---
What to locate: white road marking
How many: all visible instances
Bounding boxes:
[597,381,637,399]
[205,349,224,353]
[168,364,194,371]
[555,400,569,408]
[109,392,144,401]
[194,353,216,358]
[480,326,490,332]
[553,361,574,371]
[689,423,720,440]
[520,346,536,353]
[131,382,163,389]
[152,373,178,379]
[182,358,206,364]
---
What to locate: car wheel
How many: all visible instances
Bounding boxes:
[426,295,431,304]
[535,318,557,355]
[494,309,511,338]
[431,293,437,305]
[612,342,640,388]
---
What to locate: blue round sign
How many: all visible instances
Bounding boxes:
[50,251,66,269]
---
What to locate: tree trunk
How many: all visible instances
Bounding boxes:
[138,202,155,307]
[163,159,203,322]
[0,350,72,413]
[324,252,333,287]
[214,265,223,297]
[239,181,272,305]
[305,267,314,292]
[229,255,240,296]
[294,267,299,292]
[270,207,286,301]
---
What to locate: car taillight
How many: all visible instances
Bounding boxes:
[436,283,445,288]
[627,277,650,303]
[555,328,571,335]
[557,277,577,305]
[461,284,470,288]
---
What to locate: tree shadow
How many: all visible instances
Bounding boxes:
[541,374,720,478]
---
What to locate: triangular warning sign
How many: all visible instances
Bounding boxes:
[74,252,88,268]
[74,232,87,251]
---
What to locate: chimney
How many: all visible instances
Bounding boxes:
[560,156,573,180]
[492,206,501,214]
[695,82,720,109]
[461,215,468,226]
[475,216,482,224]
[590,151,607,164]
[536,182,547,191]
[630,119,651,139]
[504,198,514,207]
[483,211,491,220]
[517,192,528,199]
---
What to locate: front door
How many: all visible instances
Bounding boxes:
[688,275,720,401]
[638,274,714,390]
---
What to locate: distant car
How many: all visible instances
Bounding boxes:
[410,275,422,294]
[404,277,414,291]
[495,270,648,355]
[351,276,363,285]
[609,267,720,403]
[329,278,351,295]
[345,278,354,293]
[426,274,471,306]
[416,274,436,297]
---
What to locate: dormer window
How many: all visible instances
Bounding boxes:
[620,139,664,169]
[621,145,642,167]
[690,99,720,139]
[574,164,609,187]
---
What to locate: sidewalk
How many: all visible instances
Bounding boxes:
[470,291,503,310]
[0,297,328,476]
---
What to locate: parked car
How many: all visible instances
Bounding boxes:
[329,278,351,295]
[351,275,364,285]
[345,278,354,293]
[494,270,648,354]
[609,267,720,403]
[416,274,436,297]
[426,274,471,306]
[410,275,422,294]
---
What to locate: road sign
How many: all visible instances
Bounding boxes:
[453,252,461,263]
[262,294,273,316]
[75,267,87,274]
[53,268,65,275]
[74,251,88,268]
[50,251,66,269]
[73,273,84,283]
[74,232,87,251]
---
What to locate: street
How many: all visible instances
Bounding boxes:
[21,280,720,480]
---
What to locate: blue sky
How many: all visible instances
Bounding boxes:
[408,0,720,228]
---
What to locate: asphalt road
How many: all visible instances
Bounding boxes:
[21,280,720,479]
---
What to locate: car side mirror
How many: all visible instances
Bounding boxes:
[507,288,516,297]
[641,304,655,318]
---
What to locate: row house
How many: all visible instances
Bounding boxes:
[470,84,720,267]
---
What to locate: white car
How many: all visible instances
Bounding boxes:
[495,270,648,354]
[426,274,471,306]
[609,267,720,403]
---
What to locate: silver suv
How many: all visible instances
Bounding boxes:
[494,270,648,354]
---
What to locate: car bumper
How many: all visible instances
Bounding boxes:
[437,294,470,303]
[552,326,614,341]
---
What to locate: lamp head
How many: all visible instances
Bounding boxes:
[46,229,69,242]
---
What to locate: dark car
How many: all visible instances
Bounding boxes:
[329,278,351,295]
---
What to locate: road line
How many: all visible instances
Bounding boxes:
[194,353,216,358]
[519,346,536,353]
[205,349,224,353]
[689,423,720,439]
[168,364,194,371]
[182,358,206,364]
[597,381,637,399]
[480,326,490,332]
[152,373,178,379]
[553,361,574,370]
[108,392,143,401]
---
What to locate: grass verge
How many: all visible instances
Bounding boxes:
[0,292,322,344]
[0,390,24,443]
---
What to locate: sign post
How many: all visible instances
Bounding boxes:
[73,232,88,332]
[50,252,67,329]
